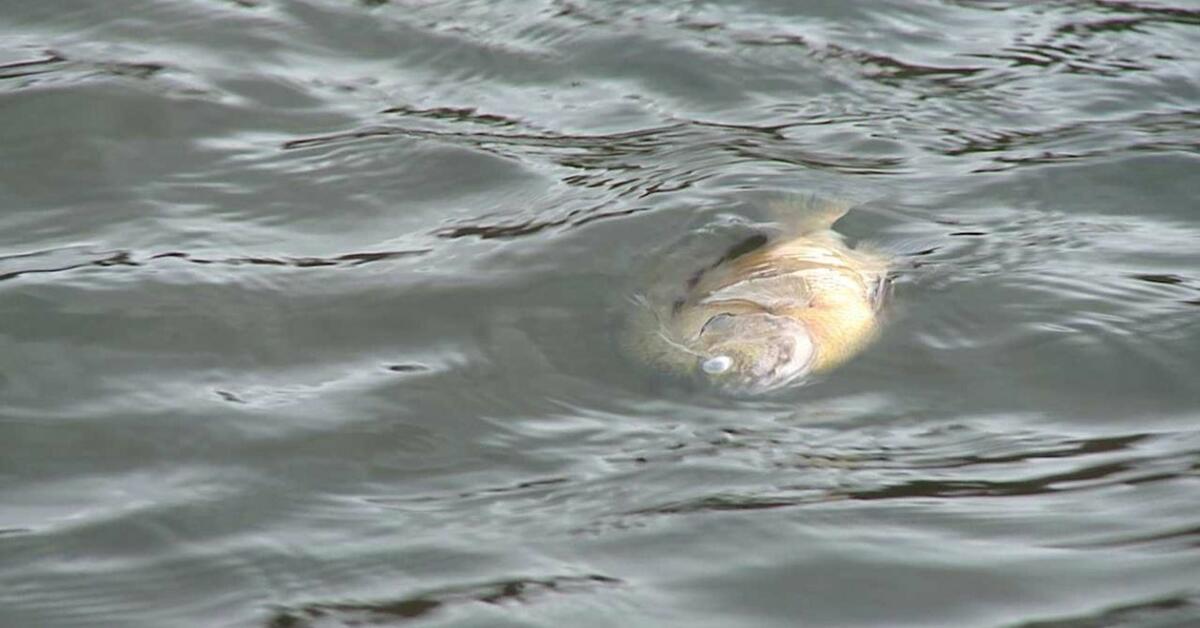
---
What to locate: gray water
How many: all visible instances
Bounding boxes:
[2,1,1200,627]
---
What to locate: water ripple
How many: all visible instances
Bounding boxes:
[3,0,1200,626]
[267,573,622,628]
[0,245,429,283]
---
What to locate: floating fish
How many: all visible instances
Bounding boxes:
[624,197,889,393]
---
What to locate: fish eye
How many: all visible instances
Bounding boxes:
[700,313,736,336]
[701,355,734,374]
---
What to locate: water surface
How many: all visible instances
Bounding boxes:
[2,1,1199,626]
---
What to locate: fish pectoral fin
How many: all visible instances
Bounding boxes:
[700,274,812,312]
[869,273,892,313]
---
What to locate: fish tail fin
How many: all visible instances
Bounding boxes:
[767,194,854,235]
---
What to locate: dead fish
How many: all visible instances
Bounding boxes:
[624,196,889,393]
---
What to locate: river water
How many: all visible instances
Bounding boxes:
[2,1,1199,627]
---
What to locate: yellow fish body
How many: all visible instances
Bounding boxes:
[625,197,888,393]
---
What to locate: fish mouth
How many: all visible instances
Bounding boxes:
[701,328,815,394]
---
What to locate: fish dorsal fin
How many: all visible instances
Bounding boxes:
[767,195,853,235]
[700,272,811,311]
[713,234,769,267]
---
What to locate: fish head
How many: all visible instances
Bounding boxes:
[693,311,815,393]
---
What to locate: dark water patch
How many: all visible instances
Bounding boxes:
[266,574,622,627]
[845,459,1153,501]
[437,202,654,240]
[281,126,428,151]
[1065,523,1200,552]
[369,476,572,508]
[438,218,571,240]
[936,109,1200,173]
[150,249,431,269]
[1064,0,1200,26]
[856,432,1154,471]
[1013,591,1200,628]
[0,48,174,93]
[0,246,430,283]
[215,390,246,404]
[1131,273,1185,285]
[0,51,66,80]
[969,39,1150,76]
[596,423,1192,528]
[741,32,998,93]
[904,247,940,258]
[383,363,429,374]
[452,476,572,500]
[382,103,523,128]
[626,494,825,517]
[0,248,136,282]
